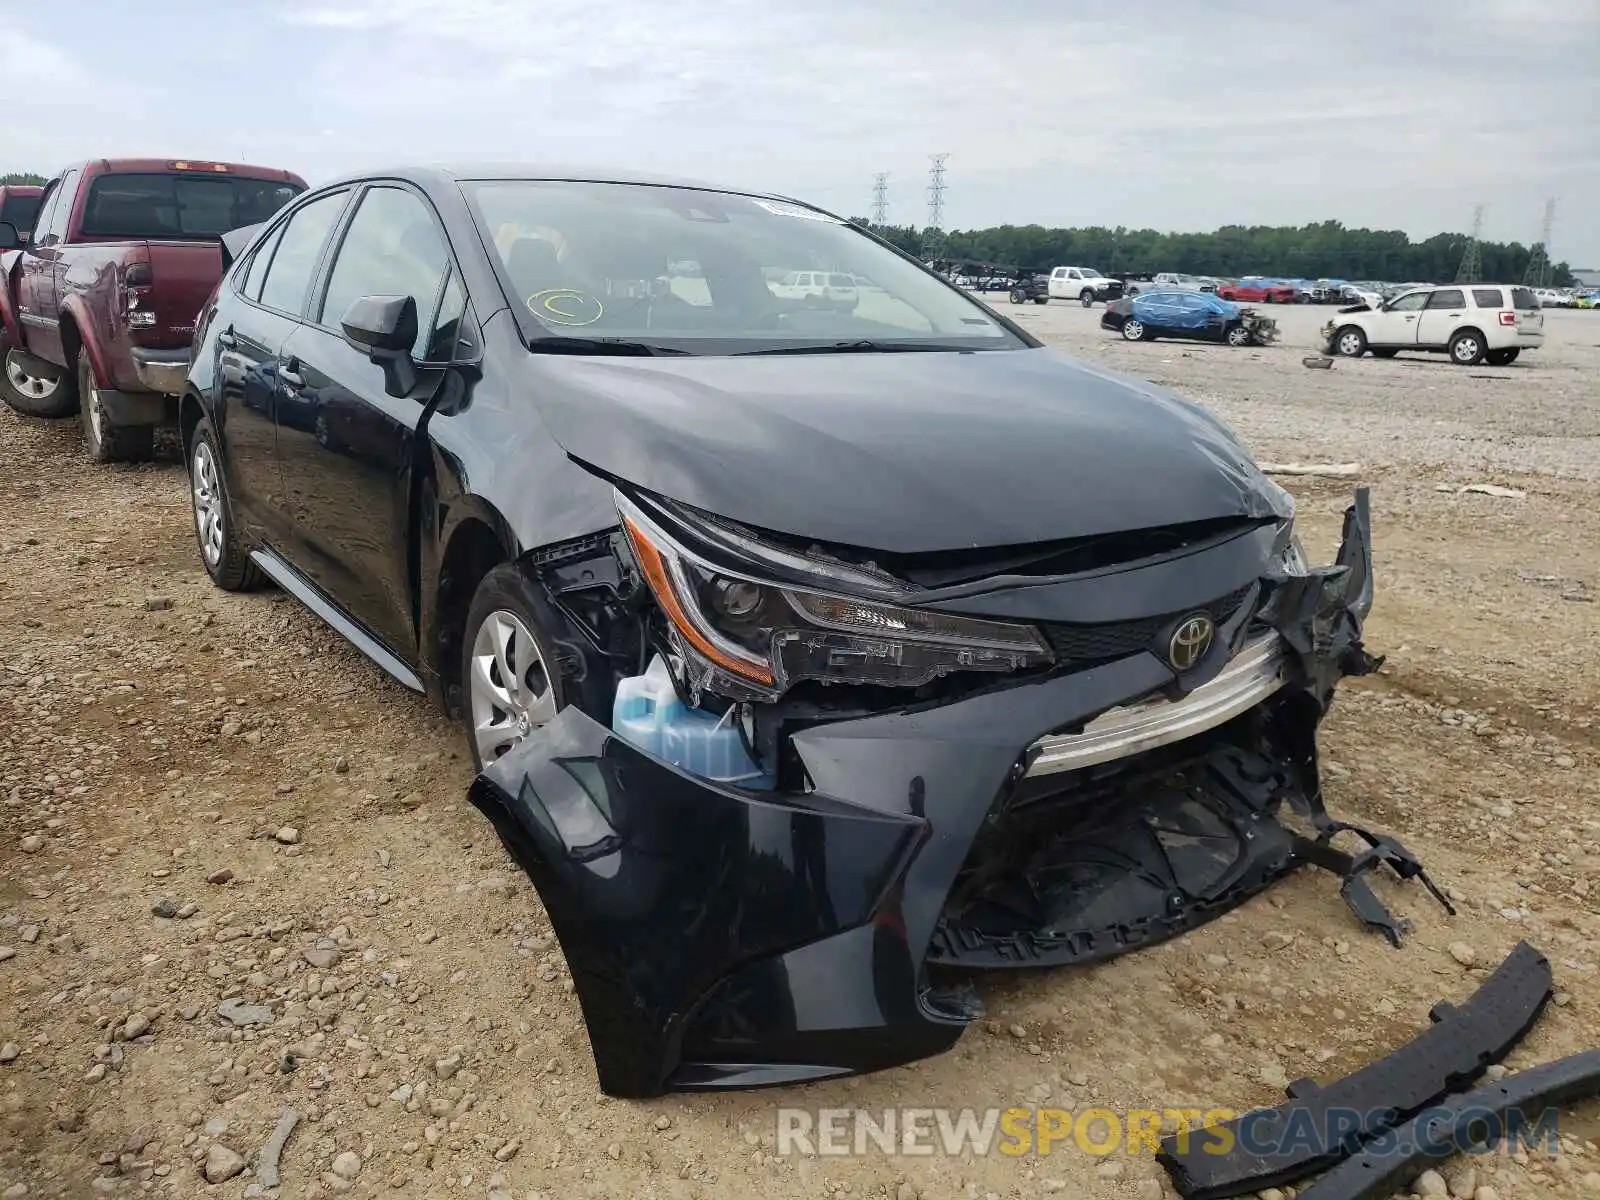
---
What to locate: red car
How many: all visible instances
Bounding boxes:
[0,158,304,461]
[1215,281,1299,304]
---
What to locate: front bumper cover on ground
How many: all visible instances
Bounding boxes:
[469,488,1442,1097]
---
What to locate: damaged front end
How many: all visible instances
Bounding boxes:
[1238,307,1281,345]
[470,487,1446,1097]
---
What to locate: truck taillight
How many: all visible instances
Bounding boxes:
[124,263,153,288]
[121,261,156,328]
[1499,311,1516,326]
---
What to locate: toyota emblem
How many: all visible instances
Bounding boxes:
[1167,614,1214,671]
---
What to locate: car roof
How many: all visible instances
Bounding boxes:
[318,163,792,202]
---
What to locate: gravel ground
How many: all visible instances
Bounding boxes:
[2,302,1598,1200]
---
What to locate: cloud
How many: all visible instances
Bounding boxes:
[5,0,1598,262]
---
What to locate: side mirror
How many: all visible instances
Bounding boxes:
[0,222,19,251]
[340,294,418,398]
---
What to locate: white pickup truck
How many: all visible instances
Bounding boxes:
[1123,273,1220,296]
[1046,266,1125,307]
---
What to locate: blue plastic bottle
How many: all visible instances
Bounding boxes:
[611,656,775,789]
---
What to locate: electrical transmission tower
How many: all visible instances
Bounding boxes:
[925,154,949,257]
[871,173,889,225]
[1522,198,1555,288]
[1454,204,1485,283]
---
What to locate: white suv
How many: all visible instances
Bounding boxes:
[769,270,859,311]
[1323,284,1543,366]
[1047,266,1123,306]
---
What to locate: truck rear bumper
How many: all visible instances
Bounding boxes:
[129,347,191,396]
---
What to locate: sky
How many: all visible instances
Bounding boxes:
[5,0,1598,264]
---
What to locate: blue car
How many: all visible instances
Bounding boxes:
[1100,289,1280,346]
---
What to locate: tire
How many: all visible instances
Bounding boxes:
[462,564,609,770]
[188,417,264,592]
[1033,297,1048,305]
[1009,291,1024,305]
[1,331,77,418]
[80,357,154,463]
[1225,324,1253,347]
[1484,348,1519,366]
[1448,328,1486,366]
[1079,289,1095,307]
[1121,318,1148,342]
[1333,325,1368,358]
[1371,349,1399,359]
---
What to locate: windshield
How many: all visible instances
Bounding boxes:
[79,173,304,240]
[462,180,1019,354]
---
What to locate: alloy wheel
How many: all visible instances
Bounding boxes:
[5,350,60,402]
[1337,331,1364,356]
[191,440,225,568]
[85,378,105,445]
[469,610,557,763]
[1122,319,1144,341]
[1227,326,1252,347]
[1453,336,1481,363]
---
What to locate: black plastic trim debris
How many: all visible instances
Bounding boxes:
[1158,941,1553,1199]
[1295,1049,1600,1200]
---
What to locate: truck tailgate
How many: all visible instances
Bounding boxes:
[140,241,224,348]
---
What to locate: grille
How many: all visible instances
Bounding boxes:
[1040,585,1253,665]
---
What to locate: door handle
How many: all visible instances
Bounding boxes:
[280,357,304,389]
[217,327,237,350]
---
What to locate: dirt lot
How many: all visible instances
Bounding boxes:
[3,304,1599,1200]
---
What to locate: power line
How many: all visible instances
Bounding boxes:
[1454,204,1485,283]
[871,172,889,225]
[1522,198,1555,288]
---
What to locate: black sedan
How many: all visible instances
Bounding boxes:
[1100,289,1279,346]
[182,165,1427,1098]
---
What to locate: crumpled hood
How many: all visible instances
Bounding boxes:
[525,346,1288,553]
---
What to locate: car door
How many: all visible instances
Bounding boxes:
[1366,290,1428,346]
[212,189,351,532]
[1415,287,1466,348]
[15,173,75,365]
[274,183,462,659]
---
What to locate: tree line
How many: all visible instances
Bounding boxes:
[1,173,47,186]
[848,218,1577,287]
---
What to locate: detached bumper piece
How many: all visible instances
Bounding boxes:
[1158,941,1554,1200]
[1297,1050,1600,1200]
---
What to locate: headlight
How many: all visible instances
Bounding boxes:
[617,490,1053,699]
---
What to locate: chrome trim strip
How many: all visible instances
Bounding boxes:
[249,549,424,692]
[1024,634,1287,776]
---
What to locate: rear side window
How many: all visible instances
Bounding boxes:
[79,173,304,240]
[241,222,287,301]
[1427,288,1465,309]
[1472,288,1505,308]
[257,191,348,315]
[1511,287,1538,310]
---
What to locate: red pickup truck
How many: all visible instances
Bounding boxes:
[0,158,304,461]
[0,186,44,245]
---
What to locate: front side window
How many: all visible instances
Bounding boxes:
[78,173,303,240]
[26,182,60,245]
[43,172,78,244]
[257,191,348,316]
[1427,289,1465,310]
[464,180,1017,353]
[317,186,449,359]
[0,192,43,234]
[1388,292,1429,313]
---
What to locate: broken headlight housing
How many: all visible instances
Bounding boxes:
[616,490,1053,700]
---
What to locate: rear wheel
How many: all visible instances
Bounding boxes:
[1121,318,1148,342]
[1033,296,1048,305]
[189,418,264,592]
[1449,329,1485,366]
[80,358,154,463]
[1484,348,1519,366]
[1333,325,1368,357]
[1,332,77,418]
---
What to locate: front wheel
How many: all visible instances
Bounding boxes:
[1449,329,1486,366]
[1,333,77,418]
[1121,318,1148,342]
[1333,325,1368,358]
[1225,324,1253,347]
[80,358,154,463]
[1008,290,1025,305]
[1484,348,1519,366]
[1080,289,1096,307]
